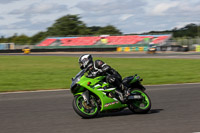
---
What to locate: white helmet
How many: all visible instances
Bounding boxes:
[78,54,93,70]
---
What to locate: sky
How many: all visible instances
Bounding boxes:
[0,0,200,37]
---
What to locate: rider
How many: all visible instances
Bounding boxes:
[78,54,129,102]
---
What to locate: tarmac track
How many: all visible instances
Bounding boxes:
[1,51,200,59]
[0,83,200,133]
[1,52,200,133]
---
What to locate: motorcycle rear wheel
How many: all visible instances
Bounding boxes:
[128,89,151,114]
[73,95,99,118]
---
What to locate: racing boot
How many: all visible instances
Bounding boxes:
[115,84,130,103]
[121,84,130,101]
[115,89,125,103]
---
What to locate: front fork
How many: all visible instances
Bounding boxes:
[81,90,90,105]
[81,90,101,110]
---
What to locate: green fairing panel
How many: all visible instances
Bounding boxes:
[74,92,83,96]
[130,76,139,84]
[77,75,127,111]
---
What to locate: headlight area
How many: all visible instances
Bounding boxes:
[71,84,82,94]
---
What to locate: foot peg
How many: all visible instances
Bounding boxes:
[128,94,143,100]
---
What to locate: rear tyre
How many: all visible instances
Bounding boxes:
[73,95,99,118]
[128,89,151,114]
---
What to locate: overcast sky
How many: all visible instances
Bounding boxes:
[0,0,200,37]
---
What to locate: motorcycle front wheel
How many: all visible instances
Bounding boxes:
[128,89,151,114]
[72,95,99,118]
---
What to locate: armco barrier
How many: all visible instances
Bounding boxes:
[117,46,189,52]
[196,45,200,52]
[117,46,148,52]
[157,45,189,52]
[0,47,116,53]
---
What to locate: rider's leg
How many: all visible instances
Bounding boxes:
[106,75,127,102]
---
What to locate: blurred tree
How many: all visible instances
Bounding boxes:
[0,36,6,43]
[173,23,198,37]
[46,14,91,36]
[30,32,47,45]
[14,34,31,45]
[95,25,122,35]
[6,33,18,43]
[87,26,102,35]
[142,23,200,38]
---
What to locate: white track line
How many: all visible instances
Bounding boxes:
[145,82,200,86]
[0,82,200,95]
[0,89,67,95]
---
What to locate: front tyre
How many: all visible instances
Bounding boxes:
[128,89,151,114]
[72,95,99,118]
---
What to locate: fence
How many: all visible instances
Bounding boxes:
[15,45,36,49]
[167,37,200,50]
[0,43,15,50]
[0,47,116,53]
[1,37,200,53]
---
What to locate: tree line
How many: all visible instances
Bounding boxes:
[142,23,200,38]
[0,15,122,45]
[0,14,199,45]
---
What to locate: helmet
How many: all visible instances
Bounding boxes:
[78,54,93,70]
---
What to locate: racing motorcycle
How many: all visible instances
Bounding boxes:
[70,69,151,118]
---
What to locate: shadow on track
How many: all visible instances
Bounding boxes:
[149,109,164,114]
[96,109,164,118]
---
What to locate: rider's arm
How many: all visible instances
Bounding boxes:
[95,60,122,79]
[94,60,112,75]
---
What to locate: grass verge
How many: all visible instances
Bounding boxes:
[0,56,200,92]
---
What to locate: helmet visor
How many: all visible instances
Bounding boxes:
[79,62,84,69]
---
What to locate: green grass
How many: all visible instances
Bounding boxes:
[0,56,200,92]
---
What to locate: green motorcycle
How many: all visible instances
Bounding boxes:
[70,69,151,118]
